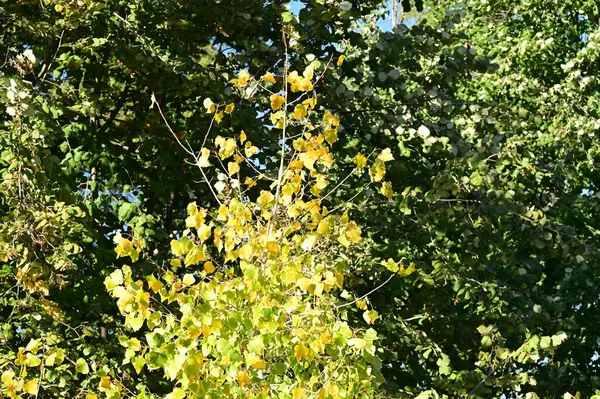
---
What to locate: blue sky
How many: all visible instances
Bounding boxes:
[288,0,401,32]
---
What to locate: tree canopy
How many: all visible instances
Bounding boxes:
[1,0,600,398]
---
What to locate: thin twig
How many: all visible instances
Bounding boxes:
[336,273,395,309]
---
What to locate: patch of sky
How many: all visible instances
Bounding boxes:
[289,0,417,32]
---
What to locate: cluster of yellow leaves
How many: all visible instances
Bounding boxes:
[1,336,70,398]
[113,231,144,262]
[102,63,414,399]
[203,97,235,124]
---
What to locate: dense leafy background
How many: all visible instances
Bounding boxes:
[1,0,600,398]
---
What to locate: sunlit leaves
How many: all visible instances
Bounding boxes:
[270,94,285,110]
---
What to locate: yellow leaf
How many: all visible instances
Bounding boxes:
[380,181,394,200]
[225,103,235,114]
[298,77,313,92]
[197,148,211,167]
[182,274,195,286]
[228,162,240,175]
[187,202,199,216]
[25,339,39,353]
[99,376,111,389]
[347,338,367,348]
[237,371,251,387]
[293,104,307,119]
[381,258,399,273]
[270,94,285,111]
[25,353,41,367]
[317,219,331,235]
[23,379,38,395]
[215,111,224,124]
[377,148,394,162]
[398,262,416,277]
[369,159,386,182]
[217,204,229,220]
[294,344,308,362]
[324,127,338,145]
[356,299,368,310]
[353,153,367,169]
[239,130,247,143]
[303,65,314,80]
[186,211,205,229]
[198,225,212,242]
[259,191,275,204]
[261,72,276,84]
[204,261,216,274]
[337,55,345,66]
[244,145,259,158]
[302,96,318,109]
[293,387,305,399]
[238,70,250,87]
[86,395,99,399]
[238,243,253,260]
[251,359,266,369]
[362,310,378,325]
[203,98,216,113]
[345,221,362,244]
[1,370,14,386]
[170,259,182,268]
[301,235,317,251]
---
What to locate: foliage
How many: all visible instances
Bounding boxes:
[2,0,600,398]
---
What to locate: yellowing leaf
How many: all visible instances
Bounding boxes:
[225,103,235,114]
[292,387,305,399]
[251,359,266,369]
[228,162,240,175]
[86,395,99,399]
[182,274,195,286]
[75,358,89,374]
[347,338,367,348]
[237,371,251,387]
[204,261,216,274]
[238,70,250,87]
[215,111,224,124]
[1,370,14,385]
[398,262,416,277]
[353,153,367,169]
[295,344,308,362]
[239,130,247,143]
[170,259,182,268]
[261,72,276,84]
[356,299,368,310]
[369,159,386,182]
[301,235,317,251]
[25,353,42,367]
[377,148,394,162]
[324,127,338,145]
[203,98,216,113]
[345,222,362,244]
[337,55,345,66]
[381,258,399,273]
[293,104,307,119]
[23,379,39,395]
[197,148,211,167]
[380,181,394,200]
[270,94,285,111]
[362,310,378,325]
[99,376,111,389]
[25,339,40,353]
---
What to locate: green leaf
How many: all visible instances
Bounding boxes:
[75,358,89,374]
[132,356,146,374]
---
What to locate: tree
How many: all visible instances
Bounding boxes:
[362,1,600,398]
[5,0,598,398]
